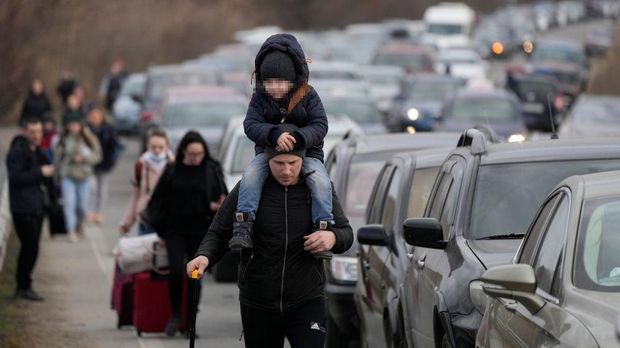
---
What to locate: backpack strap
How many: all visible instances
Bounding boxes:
[287,83,310,115]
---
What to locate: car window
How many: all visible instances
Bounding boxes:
[406,167,440,219]
[231,137,255,174]
[344,153,388,230]
[439,161,464,238]
[532,194,569,296]
[381,168,401,235]
[367,165,393,224]
[429,172,453,220]
[575,197,620,291]
[518,194,562,264]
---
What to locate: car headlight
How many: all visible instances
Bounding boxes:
[330,256,358,282]
[508,133,526,143]
[407,108,420,121]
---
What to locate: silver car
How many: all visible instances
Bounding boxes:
[472,170,620,347]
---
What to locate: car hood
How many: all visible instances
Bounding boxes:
[466,239,522,269]
[561,121,620,138]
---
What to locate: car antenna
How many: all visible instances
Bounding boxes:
[546,94,559,139]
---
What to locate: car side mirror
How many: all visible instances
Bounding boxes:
[357,224,389,247]
[480,264,544,314]
[403,218,446,249]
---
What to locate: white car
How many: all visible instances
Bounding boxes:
[435,47,489,81]
[218,115,364,190]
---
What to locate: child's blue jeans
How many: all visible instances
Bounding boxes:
[237,153,334,224]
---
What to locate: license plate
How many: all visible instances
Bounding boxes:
[523,103,544,113]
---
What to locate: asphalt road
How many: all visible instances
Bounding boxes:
[1,18,611,348]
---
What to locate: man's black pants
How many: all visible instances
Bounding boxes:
[13,214,44,290]
[241,297,326,348]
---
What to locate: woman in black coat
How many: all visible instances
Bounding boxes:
[20,79,52,126]
[146,130,227,336]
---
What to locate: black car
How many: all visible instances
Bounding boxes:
[400,130,620,347]
[505,73,565,132]
[355,147,451,348]
[324,132,460,347]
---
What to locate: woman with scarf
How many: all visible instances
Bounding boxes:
[119,128,174,235]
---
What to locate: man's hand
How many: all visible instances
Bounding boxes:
[304,231,336,254]
[40,165,54,177]
[277,132,296,152]
[186,255,209,278]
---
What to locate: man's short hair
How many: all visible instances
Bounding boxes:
[22,116,42,128]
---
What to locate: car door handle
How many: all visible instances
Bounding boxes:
[363,260,371,271]
[407,252,414,261]
[416,259,425,268]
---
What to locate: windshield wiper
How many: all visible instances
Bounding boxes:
[477,233,525,240]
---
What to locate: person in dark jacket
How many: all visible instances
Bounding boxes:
[19,79,52,126]
[230,34,333,260]
[6,117,56,301]
[86,104,122,224]
[57,71,77,108]
[99,58,128,111]
[146,130,227,337]
[186,136,354,348]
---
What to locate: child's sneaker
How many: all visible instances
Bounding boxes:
[312,220,333,260]
[229,212,254,250]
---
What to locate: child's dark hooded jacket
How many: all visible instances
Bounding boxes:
[244,33,328,162]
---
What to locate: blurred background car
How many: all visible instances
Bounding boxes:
[373,42,436,75]
[359,64,405,112]
[160,86,247,157]
[435,46,489,81]
[585,22,613,57]
[112,72,145,135]
[387,74,465,132]
[435,88,526,141]
[321,92,387,135]
[559,94,620,138]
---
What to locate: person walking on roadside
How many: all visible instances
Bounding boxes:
[99,58,128,111]
[55,114,101,242]
[146,131,226,336]
[86,104,121,225]
[6,117,56,301]
[57,71,78,108]
[186,127,354,348]
[19,79,52,127]
[119,128,174,235]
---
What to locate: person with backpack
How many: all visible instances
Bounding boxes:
[186,129,354,347]
[55,113,102,242]
[86,104,122,224]
[228,33,334,261]
[119,128,174,235]
[145,131,226,336]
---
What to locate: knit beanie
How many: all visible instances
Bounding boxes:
[264,124,305,161]
[260,50,296,83]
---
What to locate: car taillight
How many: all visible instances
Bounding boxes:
[553,94,565,111]
[140,111,153,123]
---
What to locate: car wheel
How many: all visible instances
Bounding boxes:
[327,315,349,348]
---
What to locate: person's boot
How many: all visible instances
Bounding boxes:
[165,314,181,336]
[15,288,44,301]
[312,220,333,260]
[228,212,254,250]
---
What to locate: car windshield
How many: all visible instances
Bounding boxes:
[575,197,620,292]
[513,80,555,98]
[532,46,584,66]
[147,72,218,100]
[163,101,246,128]
[469,159,620,240]
[375,53,431,72]
[449,97,517,121]
[439,51,478,64]
[231,136,255,173]
[345,153,388,229]
[572,99,620,123]
[119,77,145,97]
[428,23,464,35]
[407,80,461,102]
[322,99,380,124]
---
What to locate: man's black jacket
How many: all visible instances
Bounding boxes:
[6,135,54,216]
[196,175,353,312]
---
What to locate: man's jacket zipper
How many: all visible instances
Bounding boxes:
[280,186,289,313]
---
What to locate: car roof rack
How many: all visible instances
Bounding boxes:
[456,128,487,155]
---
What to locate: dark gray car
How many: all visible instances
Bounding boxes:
[324,132,460,347]
[401,130,620,347]
[473,170,620,347]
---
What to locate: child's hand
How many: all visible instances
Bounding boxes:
[277,132,296,152]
